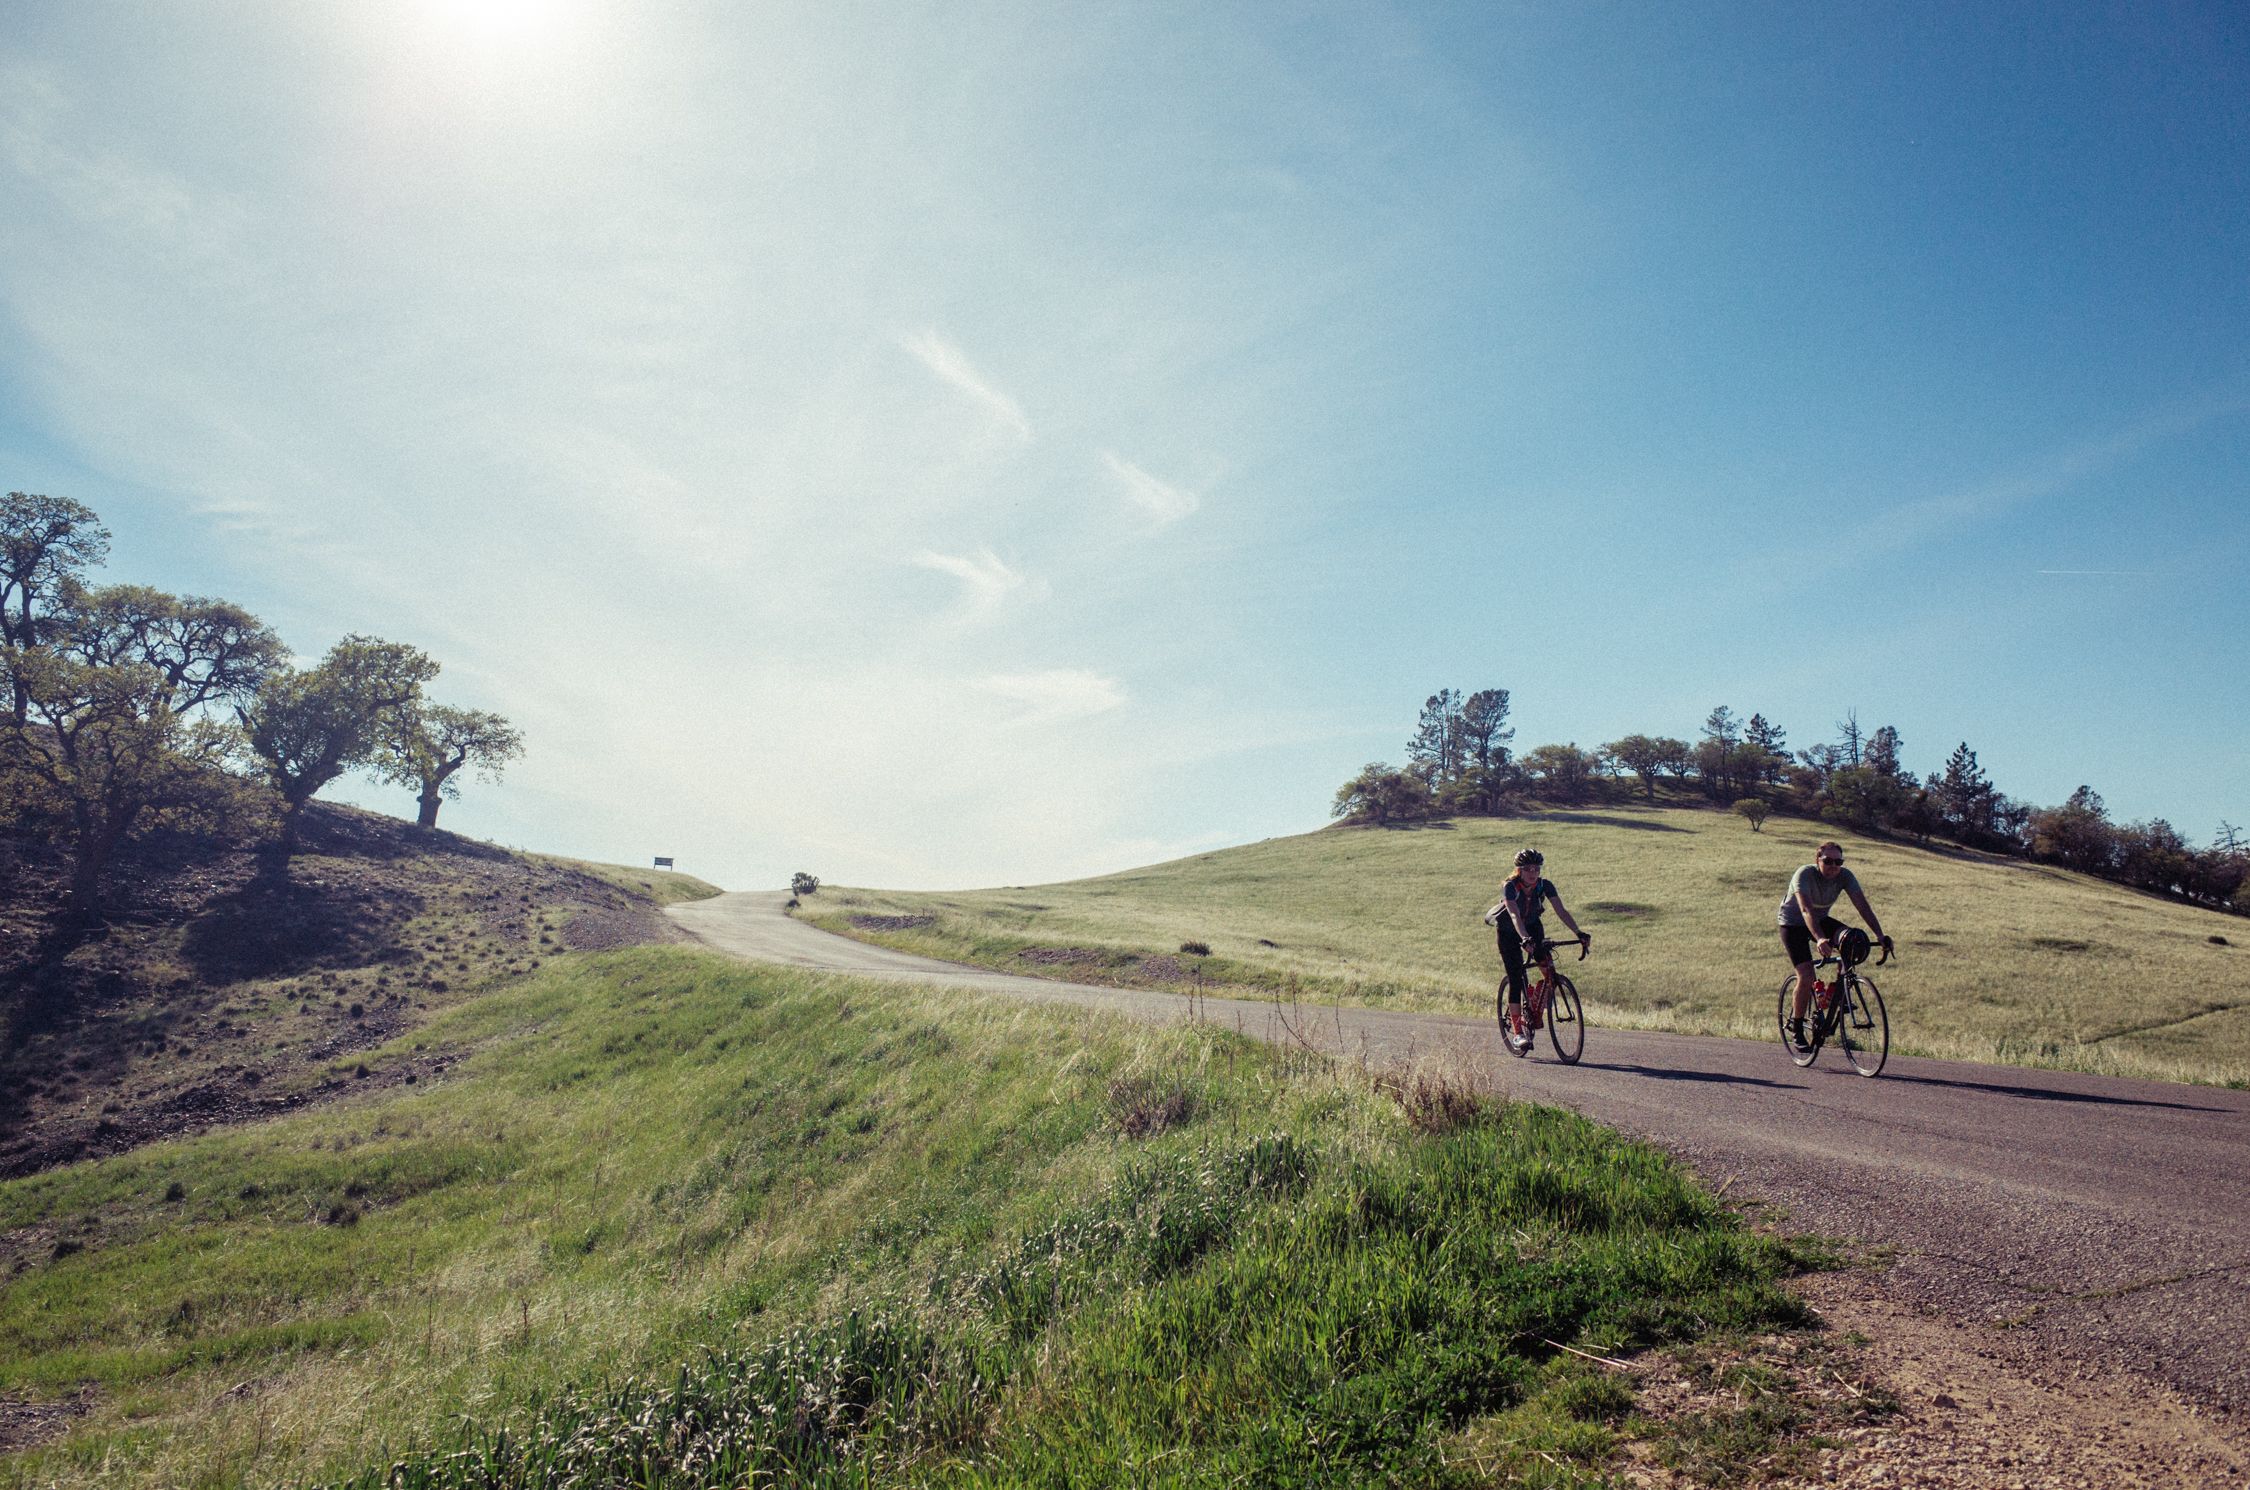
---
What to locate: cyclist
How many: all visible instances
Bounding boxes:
[1484,848,1590,1044]
[1778,841,1892,1052]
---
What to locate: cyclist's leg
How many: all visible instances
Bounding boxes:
[1811,916,1849,1026]
[1780,923,1817,1022]
[1497,925,1529,1012]
[1528,943,1557,1027]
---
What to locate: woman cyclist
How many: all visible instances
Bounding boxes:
[1484,848,1590,1045]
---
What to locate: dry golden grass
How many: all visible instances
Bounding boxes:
[814,805,2250,1086]
[531,855,723,905]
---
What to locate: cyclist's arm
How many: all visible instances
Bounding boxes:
[1795,892,1833,954]
[1549,894,1588,942]
[1844,885,1885,943]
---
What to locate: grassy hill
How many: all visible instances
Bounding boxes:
[806,805,2249,1086]
[3,946,1855,1489]
[1,804,724,1181]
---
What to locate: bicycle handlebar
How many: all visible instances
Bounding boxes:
[1536,936,1590,962]
[1814,939,1893,969]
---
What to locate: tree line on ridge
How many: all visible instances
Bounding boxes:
[1333,687,2245,913]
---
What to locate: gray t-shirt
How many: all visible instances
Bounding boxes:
[1776,863,1863,928]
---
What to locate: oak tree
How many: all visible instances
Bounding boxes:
[378,703,524,829]
[239,636,438,852]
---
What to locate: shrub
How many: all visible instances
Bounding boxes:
[1179,940,1211,956]
[790,872,820,897]
[1733,797,1770,832]
[1107,1074,1199,1139]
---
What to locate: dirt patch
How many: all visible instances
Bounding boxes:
[1014,946,1116,967]
[0,1388,95,1453]
[1136,955,1189,982]
[1600,1270,2249,1487]
[561,903,689,951]
[1776,1273,2243,1488]
[848,914,935,932]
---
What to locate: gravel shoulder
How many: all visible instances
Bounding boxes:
[673,889,2250,1481]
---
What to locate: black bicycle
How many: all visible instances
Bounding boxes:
[1499,935,1589,1064]
[1776,937,1892,1076]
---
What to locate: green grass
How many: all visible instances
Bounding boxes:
[806,805,2250,1085]
[2,946,1823,1488]
[531,855,724,904]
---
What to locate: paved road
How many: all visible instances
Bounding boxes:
[671,891,2250,1419]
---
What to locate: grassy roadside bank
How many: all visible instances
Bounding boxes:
[528,855,724,906]
[804,806,2250,1086]
[3,946,1856,1488]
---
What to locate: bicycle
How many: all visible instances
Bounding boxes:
[1776,936,1892,1076]
[1498,934,1588,1064]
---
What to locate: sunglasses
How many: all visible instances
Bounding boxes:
[1818,858,1843,867]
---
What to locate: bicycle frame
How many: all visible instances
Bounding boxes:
[1497,931,1589,1063]
[1781,940,1893,1076]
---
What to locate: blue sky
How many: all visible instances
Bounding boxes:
[3,1,2244,889]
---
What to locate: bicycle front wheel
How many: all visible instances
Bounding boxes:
[1545,973,1584,1065]
[1777,975,1818,1067]
[1840,976,1889,1077]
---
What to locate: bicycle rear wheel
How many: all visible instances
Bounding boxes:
[1545,973,1584,1065]
[1498,985,1531,1057]
[1777,975,1818,1067]
[1840,975,1889,1077]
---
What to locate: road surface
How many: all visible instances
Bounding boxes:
[671,890,2250,1419]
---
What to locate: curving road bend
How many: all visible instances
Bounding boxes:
[670,891,2250,1422]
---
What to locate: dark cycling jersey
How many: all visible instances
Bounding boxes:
[1504,877,1560,940]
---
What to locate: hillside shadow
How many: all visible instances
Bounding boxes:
[1526,812,1689,833]
[291,806,514,865]
[179,872,426,983]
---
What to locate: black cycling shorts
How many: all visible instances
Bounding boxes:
[1780,915,1846,968]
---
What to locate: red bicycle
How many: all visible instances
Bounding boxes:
[1498,935,1588,1064]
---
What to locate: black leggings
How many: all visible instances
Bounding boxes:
[1497,923,1547,1005]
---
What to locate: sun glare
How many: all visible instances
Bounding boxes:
[426,0,550,43]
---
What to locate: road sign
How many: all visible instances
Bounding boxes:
[653,856,674,868]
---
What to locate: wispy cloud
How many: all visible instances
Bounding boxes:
[911,546,1045,612]
[1102,451,1200,526]
[0,64,232,251]
[1854,392,2249,558]
[973,668,1127,724]
[901,329,1032,441]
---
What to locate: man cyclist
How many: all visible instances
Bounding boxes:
[1485,848,1590,1046]
[1779,841,1892,1052]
